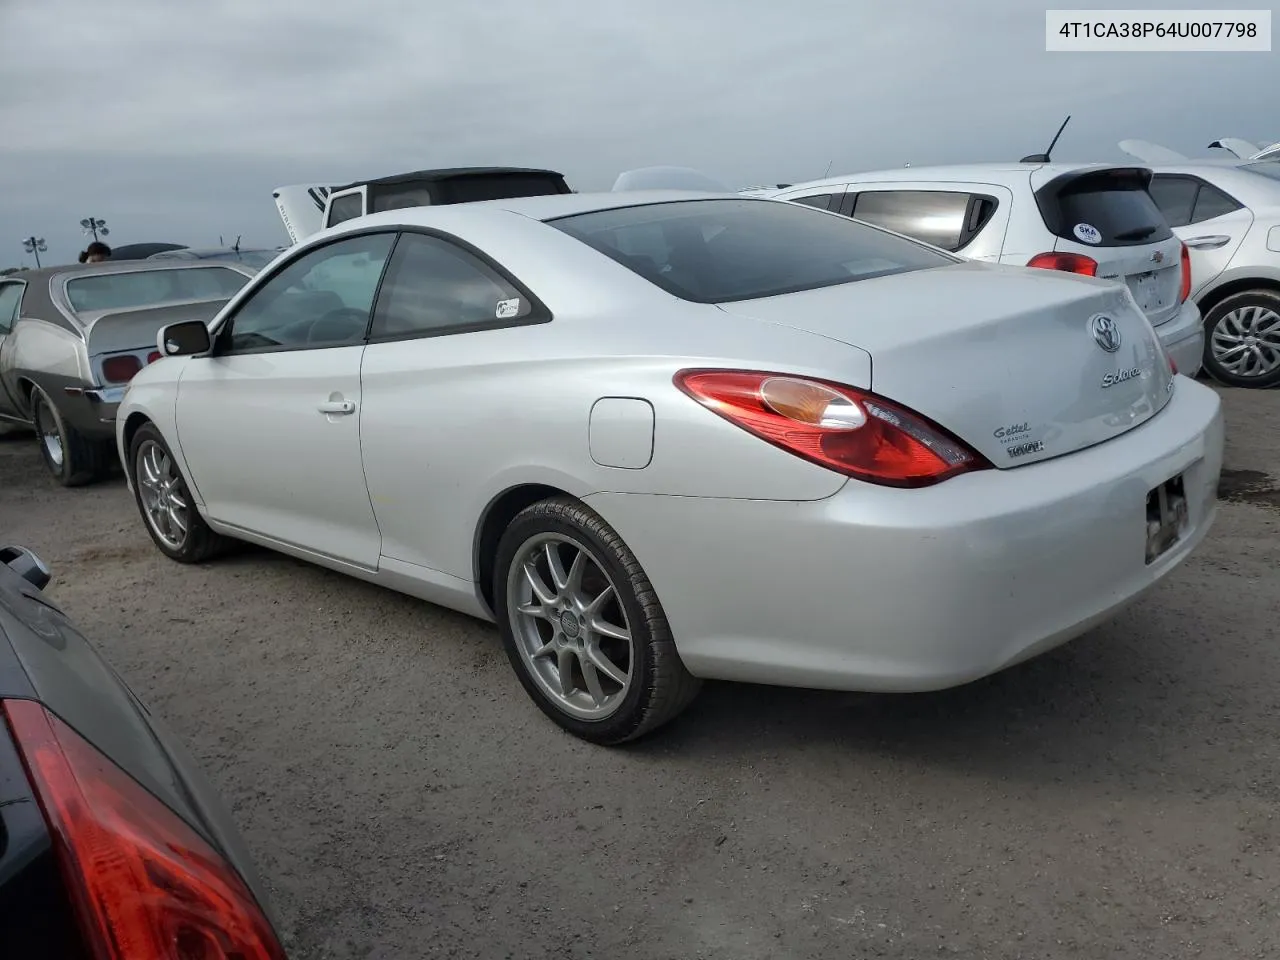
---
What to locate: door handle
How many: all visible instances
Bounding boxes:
[1183,235,1231,250]
[317,399,356,415]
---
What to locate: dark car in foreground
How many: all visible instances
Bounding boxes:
[0,544,285,959]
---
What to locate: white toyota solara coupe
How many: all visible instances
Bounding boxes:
[116,191,1224,744]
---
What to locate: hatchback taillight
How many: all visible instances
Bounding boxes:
[100,355,142,383]
[147,351,162,364]
[1179,241,1192,303]
[1026,252,1099,276]
[2,699,286,960]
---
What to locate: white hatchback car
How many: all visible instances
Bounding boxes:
[1136,159,1280,388]
[764,163,1205,378]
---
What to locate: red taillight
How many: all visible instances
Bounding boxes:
[1026,252,1099,276]
[1179,241,1192,303]
[101,355,142,383]
[674,369,990,488]
[1,699,286,960]
[147,351,162,364]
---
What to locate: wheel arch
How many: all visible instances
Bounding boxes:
[473,483,574,616]
[1197,275,1280,314]
[120,411,154,479]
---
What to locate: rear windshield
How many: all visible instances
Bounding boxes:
[369,175,568,212]
[548,198,954,303]
[65,267,250,313]
[1035,170,1173,247]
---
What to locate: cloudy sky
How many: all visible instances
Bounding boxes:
[2,0,1275,266]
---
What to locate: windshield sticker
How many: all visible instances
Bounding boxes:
[1073,223,1102,245]
[496,297,521,319]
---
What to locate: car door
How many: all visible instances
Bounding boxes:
[173,231,396,568]
[0,280,26,418]
[357,230,552,578]
[840,184,1012,261]
[1148,174,1253,298]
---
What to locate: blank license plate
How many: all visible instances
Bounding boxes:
[1146,473,1189,563]
[1129,271,1165,313]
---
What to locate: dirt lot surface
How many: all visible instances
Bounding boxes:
[2,384,1277,960]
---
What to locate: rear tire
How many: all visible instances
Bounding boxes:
[493,496,701,745]
[1200,289,1280,389]
[128,422,231,563]
[30,387,112,487]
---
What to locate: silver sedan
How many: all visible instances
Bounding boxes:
[116,191,1223,744]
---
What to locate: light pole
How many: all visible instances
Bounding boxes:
[79,217,109,243]
[21,236,47,268]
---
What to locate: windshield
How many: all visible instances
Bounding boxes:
[65,267,250,313]
[549,198,954,303]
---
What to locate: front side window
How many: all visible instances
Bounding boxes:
[370,233,538,339]
[550,198,953,304]
[218,232,395,353]
[65,267,249,313]
[0,282,23,334]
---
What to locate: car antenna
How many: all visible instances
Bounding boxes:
[1021,115,1071,163]
[233,235,241,253]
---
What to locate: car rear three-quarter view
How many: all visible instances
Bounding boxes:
[116,193,1224,745]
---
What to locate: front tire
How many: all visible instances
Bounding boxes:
[493,497,701,745]
[1201,289,1280,388]
[30,387,112,486]
[129,422,231,563]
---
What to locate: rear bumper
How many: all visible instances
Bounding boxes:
[1155,299,1204,378]
[584,376,1223,692]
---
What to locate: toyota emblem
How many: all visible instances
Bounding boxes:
[1090,314,1122,353]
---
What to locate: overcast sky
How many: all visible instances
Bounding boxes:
[2,0,1276,267]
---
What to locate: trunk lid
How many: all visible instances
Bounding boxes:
[716,260,1174,469]
[1031,165,1184,327]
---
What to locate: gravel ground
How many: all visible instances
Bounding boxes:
[2,384,1278,960]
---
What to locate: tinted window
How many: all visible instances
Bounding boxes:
[327,193,364,227]
[433,175,568,204]
[1148,176,1198,227]
[220,233,394,353]
[790,193,837,210]
[0,282,22,334]
[65,268,249,313]
[370,233,537,339]
[850,190,975,250]
[1191,183,1242,222]
[1036,171,1173,246]
[550,198,953,304]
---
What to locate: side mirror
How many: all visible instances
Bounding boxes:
[0,545,52,590]
[158,319,212,357]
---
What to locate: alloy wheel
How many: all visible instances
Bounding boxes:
[136,440,189,550]
[1210,304,1280,379]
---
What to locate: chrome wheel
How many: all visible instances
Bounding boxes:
[505,533,634,721]
[34,400,62,468]
[1210,304,1280,379]
[136,440,188,550]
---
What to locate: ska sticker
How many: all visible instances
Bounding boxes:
[495,297,521,319]
[1073,222,1102,245]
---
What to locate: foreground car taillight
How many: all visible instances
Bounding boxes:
[101,355,143,383]
[674,370,990,488]
[1026,252,1099,276]
[1,699,286,960]
[1179,241,1192,303]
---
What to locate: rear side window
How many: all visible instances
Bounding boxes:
[1149,175,1243,227]
[849,190,996,252]
[65,268,249,313]
[789,193,838,211]
[1035,169,1173,247]
[370,233,541,339]
[549,198,955,304]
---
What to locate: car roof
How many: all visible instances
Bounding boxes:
[330,166,566,193]
[341,189,741,229]
[768,161,1146,194]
